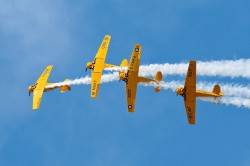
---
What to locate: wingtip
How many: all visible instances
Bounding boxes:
[105,35,111,39]
[47,65,53,69]
[189,60,196,64]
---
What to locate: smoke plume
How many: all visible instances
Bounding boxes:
[105,59,250,79]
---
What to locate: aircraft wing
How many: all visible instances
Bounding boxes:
[183,61,196,124]
[126,83,137,112]
[95,35,111,59]
[124,44,141,112]
[33,65,53,110]
[184,96,196,124]
[127,44,141,72]
[184,61,196,87]
[90,35,111,98]
[91,72,101,98]
[33,89,44,110]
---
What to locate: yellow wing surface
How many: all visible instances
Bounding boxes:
[33,65,53,110]
[91,35,111,98]
[183,61,196,124]
[125,44,141,112]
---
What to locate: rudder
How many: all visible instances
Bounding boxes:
[154,71,162,92]
[120,59,128,67]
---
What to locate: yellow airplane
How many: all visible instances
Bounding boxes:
[86,35,127,98]
[28,65,71,110]
[176,61,223,124]
[119,44,163,112]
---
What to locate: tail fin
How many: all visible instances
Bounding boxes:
[60,79,71,93]
[212,85,222,95]
[154,71,162,92]
[120,59,128,67]
[119,59,128,78]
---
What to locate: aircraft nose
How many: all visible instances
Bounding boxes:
[28,86,32,96]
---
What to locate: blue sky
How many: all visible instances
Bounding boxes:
[1,0,250,165]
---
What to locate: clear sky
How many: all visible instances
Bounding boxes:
[1,0,250,165]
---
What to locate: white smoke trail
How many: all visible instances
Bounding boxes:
[141,81,250,108]
[140,81,250,98]
[45,72,119,88]
[105,59,250,79]
[199,97,250,109]
[47,71,250,99]
[45,69,250,109]
[197,82,250,98]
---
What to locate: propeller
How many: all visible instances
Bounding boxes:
[29,91,30,96]
[85,68,87,72]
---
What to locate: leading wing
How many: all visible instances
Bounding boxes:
[125,44,141,112]
[95,35,111,59]
[184,99,196,124]
[91,72,101,98]
[90,35,111,98]
[127,44,141,72]
[33,89,44,110]
[33,65,53,110]
[183,61,196,124]
[126,83,137,112]
[184,61,196,87]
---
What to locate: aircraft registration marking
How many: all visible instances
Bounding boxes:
[101,42,107,49]
[92,80,97,91]
[187,64,194,77]
[127,88,131,98]
[130,55,136,70]
[186,106,192,120]
[42,68,50,77]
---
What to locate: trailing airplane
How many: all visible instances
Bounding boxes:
[85,35,127,98]
[28,65,71,110]
[176,61,223,124]
[119,44,162,112]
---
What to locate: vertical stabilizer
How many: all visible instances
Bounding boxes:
[212,85,221,95]
[120,59,128,67]
[154,71,162,92]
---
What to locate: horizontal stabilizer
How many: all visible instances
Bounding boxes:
[60,79,71,93]
[154,71,162,92]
